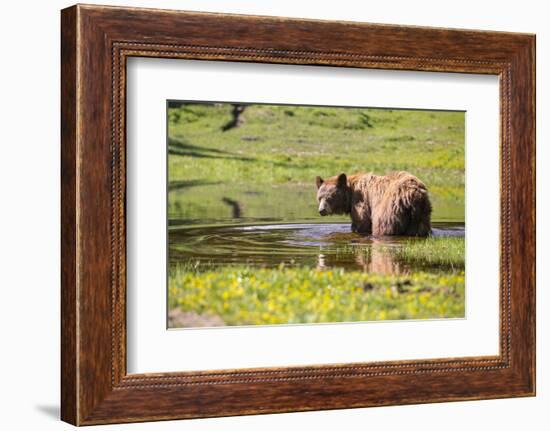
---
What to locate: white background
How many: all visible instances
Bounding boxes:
[0,0,546,430]
[127,59,500,373]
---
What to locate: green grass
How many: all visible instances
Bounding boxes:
[392,237,465,269]
[168,265,465,326]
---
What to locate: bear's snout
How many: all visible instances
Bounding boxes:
[318,200,330,216]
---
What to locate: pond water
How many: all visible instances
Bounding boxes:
[169,221,464,274]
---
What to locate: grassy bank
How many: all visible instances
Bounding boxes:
[392,236,465,269]
[331,236,464,268]
[168,265,465,327]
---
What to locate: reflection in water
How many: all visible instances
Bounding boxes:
[221,197,242,218]
[169,222,464,275]
[355,239,405,275]
[316,248,403,274]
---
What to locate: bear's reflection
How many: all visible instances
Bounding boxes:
[316,238,406,275]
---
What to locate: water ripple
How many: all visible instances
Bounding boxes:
[169,221,464,271]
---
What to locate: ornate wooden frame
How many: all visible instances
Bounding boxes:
[61,4,535,425]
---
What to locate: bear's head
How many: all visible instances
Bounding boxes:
[315,173,350,216]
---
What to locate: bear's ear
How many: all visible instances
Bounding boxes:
[337,173,347,188]
[316,176,324,189]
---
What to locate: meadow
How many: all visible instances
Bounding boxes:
[167,102,465,328]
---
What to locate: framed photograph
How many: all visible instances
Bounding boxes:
[61,4,535,425]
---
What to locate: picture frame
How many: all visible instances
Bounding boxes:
[61,4,535,425]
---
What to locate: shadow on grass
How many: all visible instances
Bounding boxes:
[168,179,222,192]
[168,137,313,170]
[168,137,255,162]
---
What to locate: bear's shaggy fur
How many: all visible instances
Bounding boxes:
[315,171,432,236]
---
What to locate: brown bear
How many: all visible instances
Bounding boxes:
[315,171,432,236]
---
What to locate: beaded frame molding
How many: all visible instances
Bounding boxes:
[61,4,535,425]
